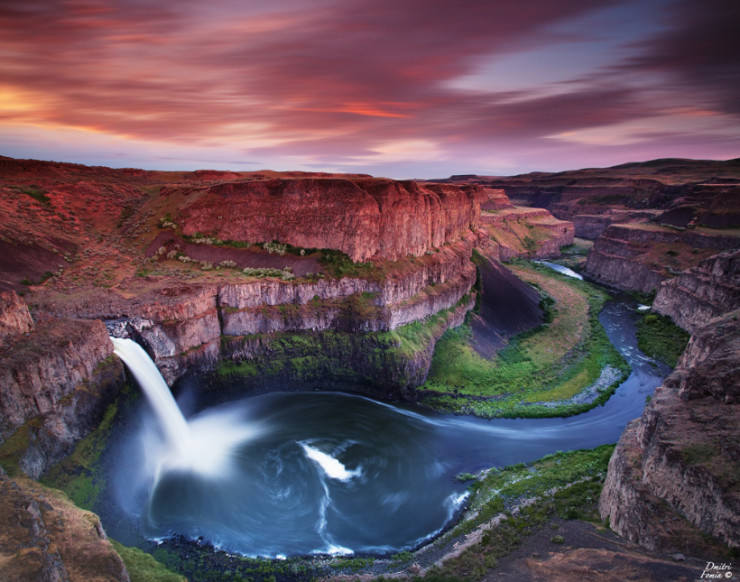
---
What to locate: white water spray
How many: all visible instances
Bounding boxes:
[111,337,259,479]
[111,338,190,452]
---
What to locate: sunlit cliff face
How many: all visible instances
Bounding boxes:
[1,0,738,176]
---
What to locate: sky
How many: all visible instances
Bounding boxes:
[1,0,739,178]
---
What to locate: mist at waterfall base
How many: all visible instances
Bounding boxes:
[105,299,667,558]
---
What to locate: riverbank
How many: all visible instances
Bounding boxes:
[417,261,629,417]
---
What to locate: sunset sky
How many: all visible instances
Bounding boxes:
[1,0,738,178]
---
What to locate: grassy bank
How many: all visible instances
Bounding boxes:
[418,261,629,417]
[636,312,689,368]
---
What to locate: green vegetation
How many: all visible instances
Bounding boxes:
[217,295,469,388]
[41,396,121,509]
[20,271,55,286]
[636,312,689,367]
[319,248,378,278]
[455,445,614,536]
[110,540,186,582]
[456,472,477,482]
[147,545,316,582]
[331,556,375,572]
[241,266,294,279]
[17,184,52,206]
[0,418,42,476]
[368,446,615,582]
[419,262,628,417]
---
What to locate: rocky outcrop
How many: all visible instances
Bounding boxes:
[0,318,114,443]
[176,178,483,262]
[0,313,124,478]
[443,158,740,233]
[568,209,661,239]
[599,309,740,552]
[585,224,739,293]
[0,290,33,344]
[653,250,740,333]
[0,469,130,581]
[479,207,574,261]
[50,240,476,382]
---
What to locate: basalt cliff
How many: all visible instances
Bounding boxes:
[599,251,740,553]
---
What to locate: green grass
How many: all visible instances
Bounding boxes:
[41,398,120,509]
[456,445,614,536]
[636,312,689,367]
[418,262,628,417]
[217,294,470,389]
[110,540,187,582]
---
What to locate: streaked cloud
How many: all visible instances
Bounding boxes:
[0,0,737,176]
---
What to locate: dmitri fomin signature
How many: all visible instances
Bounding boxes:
[700,562,733,580]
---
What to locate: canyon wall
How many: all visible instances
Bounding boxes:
[584,224,739,293]
[177,178,483,262]
[653,249,740,333]
[599,308,739,551]
[0,291,124,478]
[479,207,574,260]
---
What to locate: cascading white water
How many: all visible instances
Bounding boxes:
[111,337,259,479]
[111,337,190,452]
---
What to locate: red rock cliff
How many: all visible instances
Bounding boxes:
[177,178,482,262]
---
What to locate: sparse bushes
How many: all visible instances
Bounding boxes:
[262,241,287,255]
[18,185,51,206]
[158,216,177,230]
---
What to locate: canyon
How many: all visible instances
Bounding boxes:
[0,157,571,477]
[443,158,740,294]
[0,156,738,581]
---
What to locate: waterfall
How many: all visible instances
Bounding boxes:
[111,337,190,452]
[111,336,260,478]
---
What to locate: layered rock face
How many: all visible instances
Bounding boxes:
[89,240,476,383]
[443,158,740,239]
[584,224,739,293]
[653,250,740,333]
[599,309,739,552]
[0,157,571,479]
[0,469,130,582]
[479,207,574,261]
[177,178,482,262]
[0,301,123,478]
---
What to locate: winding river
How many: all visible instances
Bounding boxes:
[100,297,668,558]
